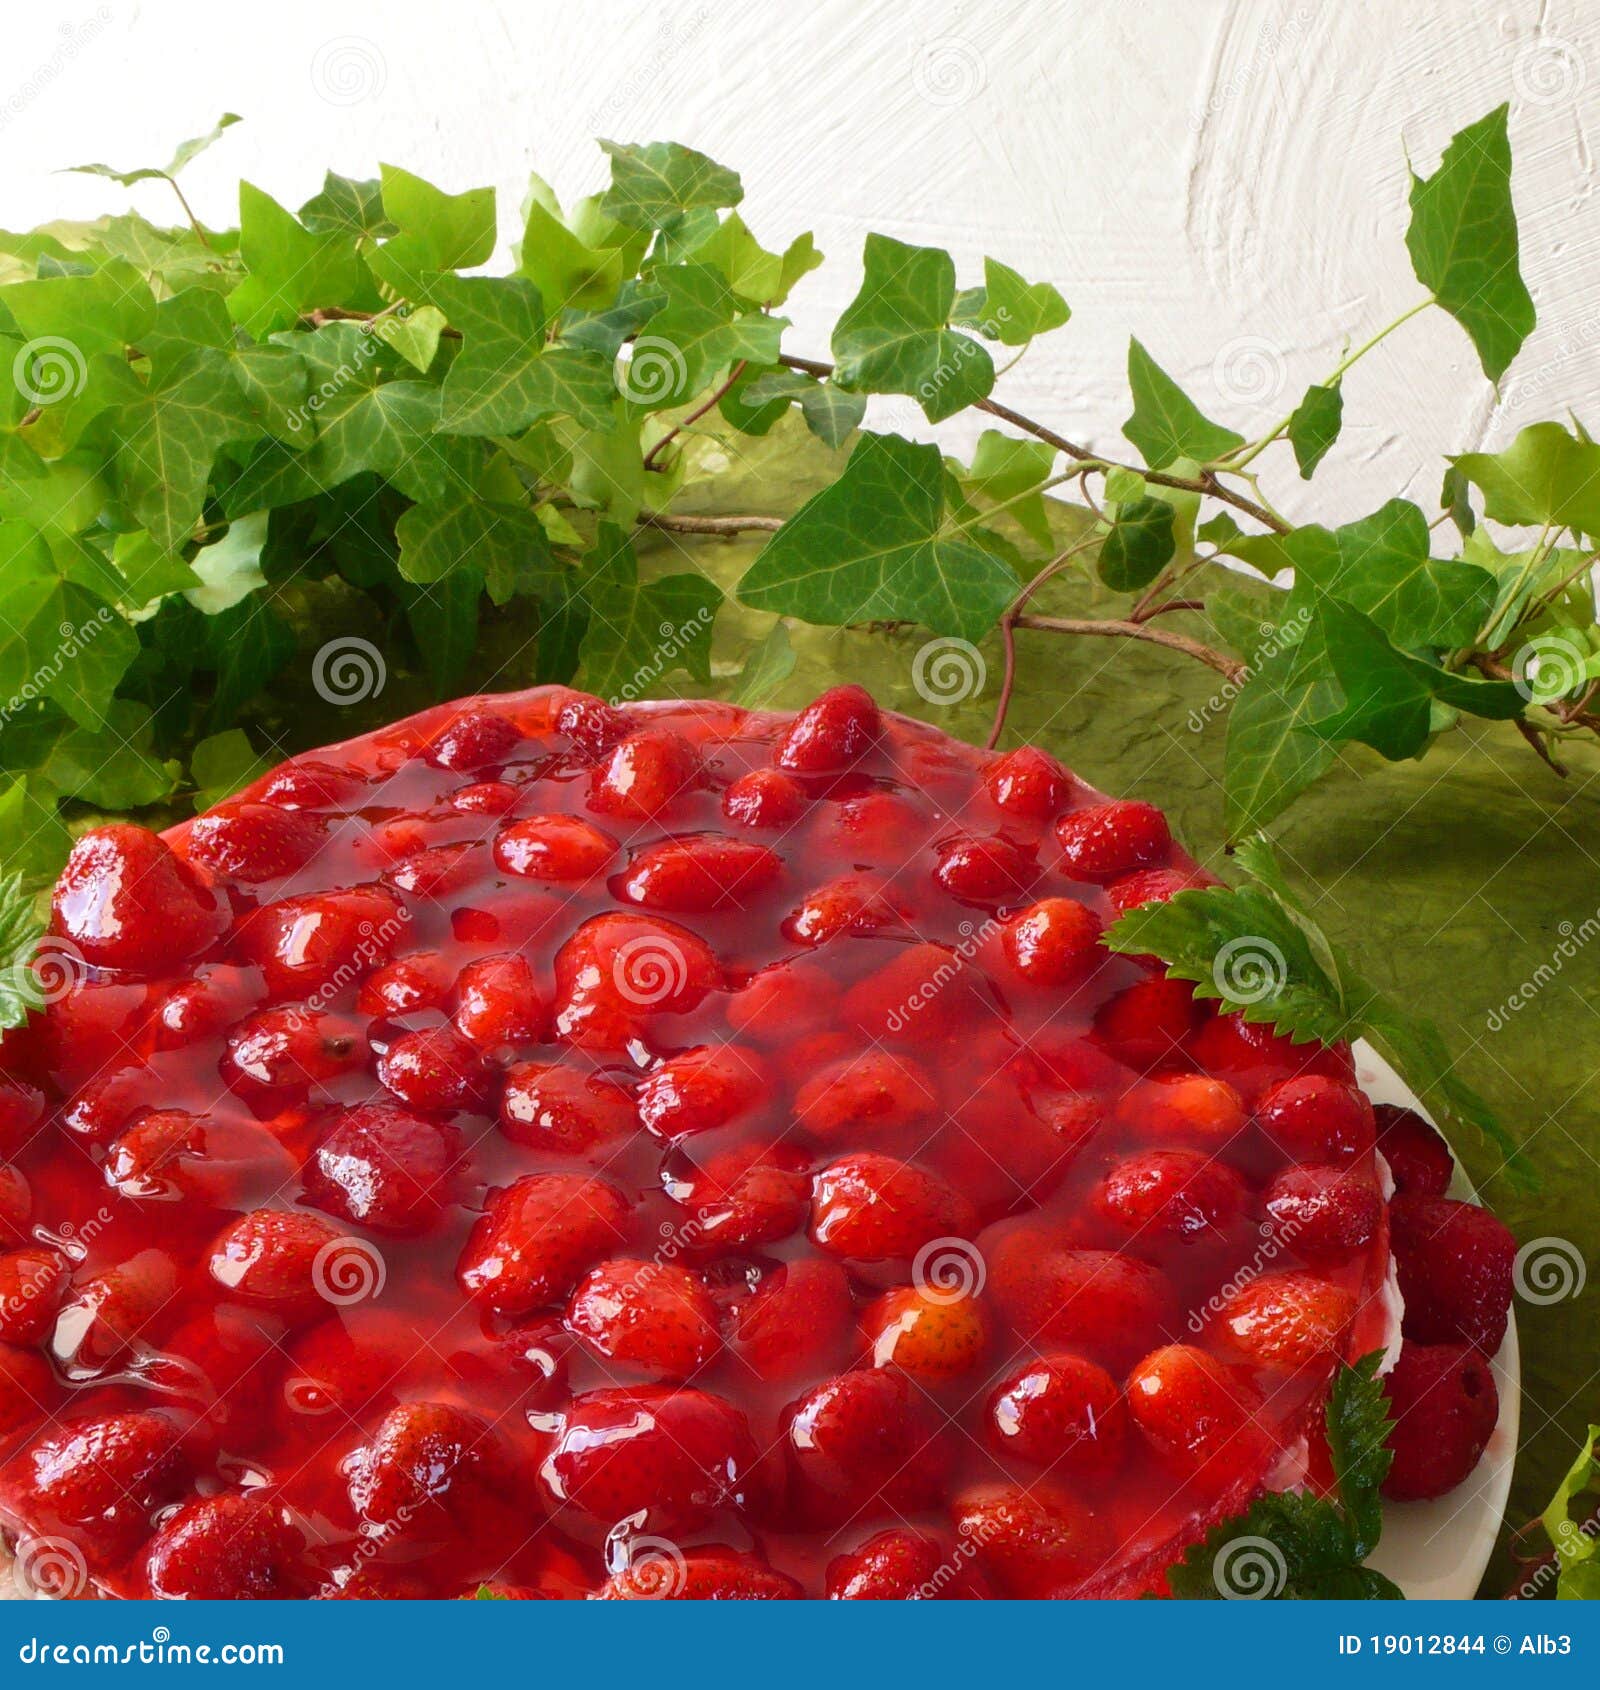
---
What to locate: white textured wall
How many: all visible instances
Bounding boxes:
[3,0,1597,520]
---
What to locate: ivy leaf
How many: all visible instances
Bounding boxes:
[1440,464,1476,538]
[1125,337,1243,468]
[634,265,785,409]
[738,433,1016,641]
[962,430,1058,551]
[400,568,484,693]
[1105,840,1532,1183]
[1284,500,1496,648]
[516,178,626,313]
[66,113,242,187]
[1405,104,1534,383]
[1098,495,1176,591]
[951,257,1070,345]
[5,260,156,355]
[0,870,46,1031]
[298,172,395,239]
[728,621,796,706]
[227,184,363,341]
[681,212,820,307]
[598,141,743,233]
[396,494,557,607]
[190,728,269,810]
[1288,381,1342,478]
[0,778,69,889]
[576,524,721,703]
[6,698,178,809]
[739,369,864,448]
[557,282,668,362]
[1450,421,1600,537]
[831,235,995,423]
[370,163,496,277]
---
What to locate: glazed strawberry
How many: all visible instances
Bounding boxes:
[552,912,719,1047]
[566,1257,720,1380]
[986,1231,1176,1364]
[541,1386,763,1531]
[51,824,226,975]
[1126,1344,1271,1488]
[782,874,909,946]
[1093,976,1199,1068]
[1095,1148,1247,1241]
[4,1410,188,1560]
[37,978,151,1091]
[238,885,406,998]
[457,1173,630,1315]
[934,833,1036,903]
[784,1368,951,1521]
[108,1111,295,1206]
[280,1309,424,1419]
[453,953,548,1047]
[723,767,806,829]
[1381,1343,1500,1501]
[842,941,991,1042]
[305,1104,461,1233]
[588,728,699,819]
[61,1063,155,1144]
[208,1208,347,1320]
[1390,1195,1515,1351]
[357,951,453,1016]
[1002,897,1102,988]
[984,745,1070,822]
[152,1307,276,1450]
[500,1061,637,1157]
[1055,801,1171,883]
[862,1283,989,1381]
[1375,1103,1455,1197]
[774,684,879,770]
[1105,866,1208,914]
[1212,1271,1357,1372]
[637,1044,768,1140]
[796,1050,935,1142]
[451,779,519,815]
[0,1164,30,1244]
[494,815,617,881]
[668,1142,812,1250]
[1263,1163,1383,1263]
[260,758,365,809]
[153,965,258,1049]
[0,1077,44,1158]
[731,1259,854,1379]
[953,1484,1111,1597]
[224,1008,366,1096]
[426,707,521,772]
[145,1493,310,1599]
[619,835,783,911]
[597,1548,802,1600]
[187,802,327,882]
[986,1351,1126,1474]
[810,1153,977,1261]
[1258,1075,1375,1162]
[826,1530,964,1600]
[723,958,833,1040]
[1117,1073,1246,1146]
[0,1343,54,1437]
[555,690,627,759]
[0,1246,68,1344]
[52,1249,177,1373]
[348,1400,505,1530]
[1189,1011,1353,1101]
[376,1025,495,1113]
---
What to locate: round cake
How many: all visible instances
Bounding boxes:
[0,685,1498,1599]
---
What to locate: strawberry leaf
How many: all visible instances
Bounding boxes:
[0,869,46,1031]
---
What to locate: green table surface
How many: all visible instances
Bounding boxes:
[249,418,1598,1595]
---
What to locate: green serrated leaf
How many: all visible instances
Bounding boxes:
[1326,1354,1395,1559]
[1289,381,1342,478]
[1125,337,1243,468]
[1098,495,1176,591]
[0,869,47,1030]
[598,141,743,233]
[1405,105,1534,383]
[1541,1426,1600,1584]
[738,433,1016,641]
[831,236,994,423]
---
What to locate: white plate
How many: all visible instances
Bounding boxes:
[1352,1042,1519,1602]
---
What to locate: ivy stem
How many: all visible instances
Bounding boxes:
[165,176,213,252]
[1219,297,1435,473]
[639,511,784,535]
[774,352,1291,535]
[643,361,749,472]
[1013,613,1245,681]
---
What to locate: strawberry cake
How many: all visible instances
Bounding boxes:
[0,685,1513,1599]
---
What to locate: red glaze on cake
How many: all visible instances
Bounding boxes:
[0,686,1506,1599]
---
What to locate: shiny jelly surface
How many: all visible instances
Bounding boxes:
[0,686,1392,1600]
